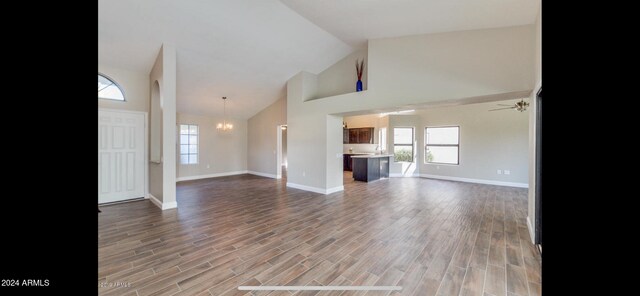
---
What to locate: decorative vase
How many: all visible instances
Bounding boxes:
[356,80,363,92]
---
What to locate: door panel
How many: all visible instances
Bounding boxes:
[98,110,145,204]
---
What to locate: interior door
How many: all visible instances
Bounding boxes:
[98,110,145,204]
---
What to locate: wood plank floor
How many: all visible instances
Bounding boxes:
[98,172,541,296]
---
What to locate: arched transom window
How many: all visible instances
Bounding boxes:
[98,73,125,101]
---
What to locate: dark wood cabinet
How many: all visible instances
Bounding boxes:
[358,128,372,143]
[352,156,390,182]
[343,154,353,171]
[349,129,359,143]
[343,127,374,144]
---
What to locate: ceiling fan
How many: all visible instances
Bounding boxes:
[489,99,530,112]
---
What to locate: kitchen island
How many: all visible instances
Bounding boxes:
[350,154,392,182]
[343,153,373,171]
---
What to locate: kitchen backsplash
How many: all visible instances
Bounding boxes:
[343,144,385,154]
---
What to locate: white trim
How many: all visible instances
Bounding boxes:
[148,193,177,210]
[389,173,420,178]
[162,201,177,210]
[148,193,162,208]
[176,170,248,182]
[527,216,535,244]
[286,183,344,195]
[419,174,529,188]
[325,186,344,194]
[248,171,278,179]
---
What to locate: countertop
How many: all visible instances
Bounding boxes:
[350,154,393,158]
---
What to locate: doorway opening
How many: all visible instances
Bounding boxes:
[277,125,288,179]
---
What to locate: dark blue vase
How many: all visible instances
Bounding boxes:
[356,80,363,92]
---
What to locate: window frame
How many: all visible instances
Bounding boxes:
[98,73,126,102]
[179,124,199,165]
[393,127,414,163]
[379,127,387,153]
[424,126,460,165]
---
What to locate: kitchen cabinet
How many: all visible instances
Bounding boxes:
[343,153,373,171]
[343,154,352,171]
[343,127,374,144]
[358,128,372,143]
[351,155,391,182]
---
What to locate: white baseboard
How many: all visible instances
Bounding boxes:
[248,171,278,179]
[176,170,248,182]
[286,182,344,195]
[325,186,345,194]
[527,216,535,244]
[389,173,420,178]
[162,201,177,210]
[148,193,162,208]
[419,174,529,188]
[148,193,177,210]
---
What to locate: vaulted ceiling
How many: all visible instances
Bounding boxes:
[280,0,541,48]
[98,0,540,119]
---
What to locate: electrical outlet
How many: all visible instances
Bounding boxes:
[497,170,502,175]
[302,171,306,177]
[504,170,510,175]
[206,164,210,169]
[436,165,440,170]
[337,153,342,158]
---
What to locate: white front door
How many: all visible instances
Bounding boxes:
[98,110,145,204]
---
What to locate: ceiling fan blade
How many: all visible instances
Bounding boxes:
[489,107,515,111]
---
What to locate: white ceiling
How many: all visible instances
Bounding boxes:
[99,0,540,119]
[280,0,541,47]
[98,0,353,119]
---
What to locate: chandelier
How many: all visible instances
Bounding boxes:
[216,96,233,132]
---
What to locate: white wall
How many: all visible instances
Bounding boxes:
[326,114,344,193]
[368,25,535,103]
[148,44,177,210]
[287,26,535,193]
[177,113,248,180]
[528,4,542,242]
[417,102,529,186]
[98,64,149,112]
[343,113,383,153]
[315,49,368,100]
[247,97,287,177]
[148,49,164,204]
[287,73,330,192]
